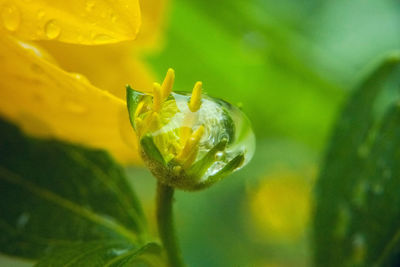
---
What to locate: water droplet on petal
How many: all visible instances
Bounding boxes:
[70,73,90,85]
[1,4,20,32]
[44,20,61,39]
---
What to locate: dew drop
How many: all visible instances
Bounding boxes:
[1,4,20,32]
[110,248,130,256]
[85,0,95,12]
[215,151,224,160]
[71,73,90,85]
[44,20,61,39]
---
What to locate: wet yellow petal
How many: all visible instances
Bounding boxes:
[37,41,154,99]
[0,35,141,164]
[0,0,141,45]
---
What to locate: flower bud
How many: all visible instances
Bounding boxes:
[126,69,255,191]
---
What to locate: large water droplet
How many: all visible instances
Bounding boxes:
[44,20,61,39]
[148,92,255,179]
[1,4,20,32]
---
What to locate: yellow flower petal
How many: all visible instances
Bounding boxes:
[0,0,141,45]
[135,0,169,50]
[37,41,154,99]
[0,35,141,164]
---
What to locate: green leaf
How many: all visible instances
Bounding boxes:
[313,53,400,266]
[35,241,163,267]
[0,118,150,261]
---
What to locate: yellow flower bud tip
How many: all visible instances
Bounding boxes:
[126,69,255,191]
[152,82,162,112]
[189,81,202,112]
[161,68,175,100]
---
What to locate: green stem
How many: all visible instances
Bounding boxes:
[156,182,185,267]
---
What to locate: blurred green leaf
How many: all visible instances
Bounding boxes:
[313,53,400,266]
[0,118,154,263]
[35,241,162,267]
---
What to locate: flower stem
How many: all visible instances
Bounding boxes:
[156,182,185,267]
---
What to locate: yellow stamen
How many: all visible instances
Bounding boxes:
[176,125,205,167]
[134,117,143,136]
[148,112,160,132]
[134,101,145,118]
[189,81,202,112]
[152,82,162,112]
[179,126,192,146]
[161,68,175,100]
[140,112,159,136]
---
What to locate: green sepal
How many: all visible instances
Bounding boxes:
[140,135,166,167]
[188,138,228,179]
[126,85,144,131]
[194,153,244,190]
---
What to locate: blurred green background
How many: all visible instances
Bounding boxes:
[132,0,400,266]
[0,0,399,266]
